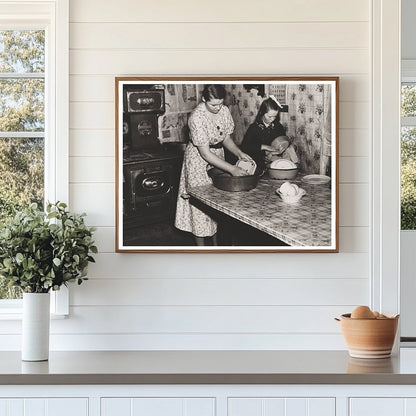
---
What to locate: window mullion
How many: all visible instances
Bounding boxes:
[0,73,44,79]
[0,132,44,138]
[401,117,416,127]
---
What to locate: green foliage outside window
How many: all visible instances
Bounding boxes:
[401,82,416,230]
[402,84,416,117]
[0,30,45,299]
[401,128,416,229]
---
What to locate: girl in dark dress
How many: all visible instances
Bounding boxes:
[242,96,298,175]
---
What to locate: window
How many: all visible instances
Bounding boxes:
[0,29,45,300]
[401,63,416,230]
[0,0,69,314]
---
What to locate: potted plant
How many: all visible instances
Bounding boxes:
[0,202,97,361]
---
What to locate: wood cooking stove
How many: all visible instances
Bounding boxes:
[122,85,183,243]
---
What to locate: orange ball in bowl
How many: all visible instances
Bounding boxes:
[351,305,376,319]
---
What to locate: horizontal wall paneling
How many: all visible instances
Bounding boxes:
[37,0,374,351]
[69,0,369,23]
[70,49,369,76]
[70,22,369,50]
[49,305,354,334]
[70,278,368,306]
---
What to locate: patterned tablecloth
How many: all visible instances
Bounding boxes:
[188,178,332,247]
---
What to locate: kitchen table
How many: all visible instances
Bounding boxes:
[188,177,333,247]
[0,350,407,385]
[2,350,416,416]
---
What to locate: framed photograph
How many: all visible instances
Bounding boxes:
[115,77,339,253]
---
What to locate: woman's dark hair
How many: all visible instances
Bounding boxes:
[202,84,226,102]
[255,97,282,124]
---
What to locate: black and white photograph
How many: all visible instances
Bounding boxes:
[115,77,339,252]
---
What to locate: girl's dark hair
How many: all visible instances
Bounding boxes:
[202,84,226,101]
[255,97,282,124]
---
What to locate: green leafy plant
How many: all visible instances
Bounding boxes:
[401,127,416,230]
[0,202,97,293]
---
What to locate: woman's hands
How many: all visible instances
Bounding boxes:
[197,145,249,177]
[265,151,283,164]
[261,144,275,152]
[237,150,255,163]
[230,165,249,177]
[223,136,254,163]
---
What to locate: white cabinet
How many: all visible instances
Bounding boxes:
[228,397,335,416]
[101,397,215,416]
[101,396,335,416]
[0,398,88,416]
[3,385,416,416]
[350,398,416,416]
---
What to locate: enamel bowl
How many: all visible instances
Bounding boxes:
[267,159,298,180]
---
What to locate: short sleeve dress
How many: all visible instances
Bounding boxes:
[174,102,234,238]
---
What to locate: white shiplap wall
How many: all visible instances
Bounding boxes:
[51,0,372,350]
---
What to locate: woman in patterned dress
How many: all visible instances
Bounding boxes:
[174,84,253,246]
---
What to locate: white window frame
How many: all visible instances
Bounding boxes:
[402,60,416,125]
[400,60,416,239]
[371,0,401,320]
[0,0,69,317]
[399,60,416,340]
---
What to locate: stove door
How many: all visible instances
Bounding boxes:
[132,168,172,199]
[123,156,182,228]
[129,113,159,150]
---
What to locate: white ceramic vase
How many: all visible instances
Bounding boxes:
[22,292,50,361]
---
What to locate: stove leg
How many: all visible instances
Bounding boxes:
[212,233,218,246]
[195,236,205,246]
[194,234,218,246]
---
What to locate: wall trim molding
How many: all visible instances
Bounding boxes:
[371,0,401,315]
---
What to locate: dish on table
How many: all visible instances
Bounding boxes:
[236,159,257,175]
[302,174,331,185]
[276,188,306,204]
[267,159,298,180]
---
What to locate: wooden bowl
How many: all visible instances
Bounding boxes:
[337,313,399,359]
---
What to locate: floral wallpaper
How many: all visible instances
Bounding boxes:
[158,84,197,143]
[285,83,332,176]
[224,83,332,177]
[225,85,264,145]
[157,83,333,178]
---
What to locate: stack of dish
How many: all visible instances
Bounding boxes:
[267,159,298,180]
[276,181,306,204]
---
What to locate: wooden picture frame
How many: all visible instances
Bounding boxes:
[115,77,339,252]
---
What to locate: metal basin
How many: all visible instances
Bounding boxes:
[208,168,258,192]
